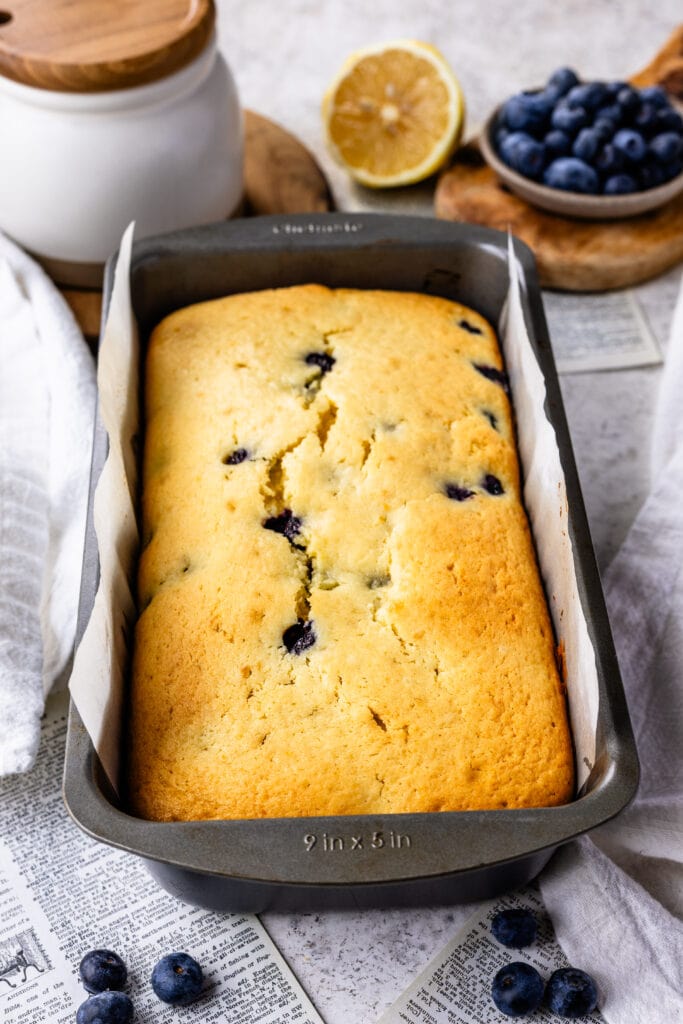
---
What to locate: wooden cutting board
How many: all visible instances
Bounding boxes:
[435,26,683,291]
[61,109,334,339]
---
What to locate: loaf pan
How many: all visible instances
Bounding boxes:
[63,213,638,912]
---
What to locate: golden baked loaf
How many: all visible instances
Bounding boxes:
[128,284,574,821]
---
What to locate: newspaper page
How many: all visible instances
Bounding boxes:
[378,885,604,1024]
[543,289,661,374]
[0,691,324,1024]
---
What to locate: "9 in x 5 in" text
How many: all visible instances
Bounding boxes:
[303,830,411,853]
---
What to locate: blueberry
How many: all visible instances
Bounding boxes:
[638,85,670,109]
[223,447,248,465]
[79,950,127,995]
[661,158,683,183]
[499,131,546,179]
[491,963,544,1017]
[544,129,571,158]
[612,128,647,163]
[305,351,335,374]
[572,127,601,162]
[511,139,546,179]
[473,363,509,392]
[282,619,316,655]
[76,991,134,1024]
[445,483,475,501]
[638,161,668,189]
[497,131,522,162]
[499,97,524,131]
[568,82,608,110]
[649,131,683,164]
[596,101,623,126]
[500,92,552,134]
[604,79,627,98]
[151,952,203,1006]
[654,107,683,134]
[482,474,505,495]
[483,410,499,430]
[633,102,660,136]
[563,84,588,109]
[551,103,589,136]
[263,509,302,543]
[545,967,599,1018]
[616,85,640,117]
[543,157,599,194]
[595,142,625,175]
[583,83,609,110]
[603,173,638,194]
[593,116,617,142]
[491,909,538,948]
[545,67,580,102]
[458,318,483,335]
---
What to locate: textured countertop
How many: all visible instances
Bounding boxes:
[214,4,682,1021]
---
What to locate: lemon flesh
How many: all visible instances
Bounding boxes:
[324,41,465,188]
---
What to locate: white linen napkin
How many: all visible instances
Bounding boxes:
[539,273,683,1024]
[0,233,96,775]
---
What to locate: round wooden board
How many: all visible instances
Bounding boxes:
[60,109,335,339]
[435,25,683,292]
[434,144,683,292]
[242,110,334,217]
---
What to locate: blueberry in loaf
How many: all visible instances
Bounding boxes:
[128,284,574,821]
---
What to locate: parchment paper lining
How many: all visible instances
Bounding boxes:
[69,225,599,795]
[500,238,598,790]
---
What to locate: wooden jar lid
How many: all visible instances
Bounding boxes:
[0,0,215,92]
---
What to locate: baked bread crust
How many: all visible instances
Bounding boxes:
[128,285,574,821]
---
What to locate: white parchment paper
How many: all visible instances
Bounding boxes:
[69,226,598,793]
[69,223,138,790]
[500,238,599,789]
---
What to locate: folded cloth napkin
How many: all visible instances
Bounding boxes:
[539,273,683,1024]
[0,233,96,775]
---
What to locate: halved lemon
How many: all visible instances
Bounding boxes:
[323,40,465,188]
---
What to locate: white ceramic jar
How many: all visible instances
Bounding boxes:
[0,2,242,285]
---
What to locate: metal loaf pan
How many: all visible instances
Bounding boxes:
[63,213,638,913]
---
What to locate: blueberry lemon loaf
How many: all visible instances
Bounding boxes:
[128,284,574,821]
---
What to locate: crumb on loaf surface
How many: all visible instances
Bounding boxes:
[128,284,574,821]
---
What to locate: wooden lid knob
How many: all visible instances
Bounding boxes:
[0,0,215,92]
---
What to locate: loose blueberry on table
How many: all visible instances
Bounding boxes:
[491,908,538,948]
[78,949,127,994]
[494,67,683,195]
[491,962,545,1017]
[75,991,134,1024]
[151,951,204,1006]
[545,967,599,1018]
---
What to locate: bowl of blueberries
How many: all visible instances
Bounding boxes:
[480,66,683,219]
